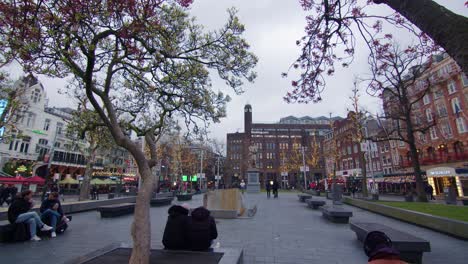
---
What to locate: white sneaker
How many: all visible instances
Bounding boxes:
[63,217,70,223]
[30,235,41,241]
[51,232,57,238]
[40,224,53,231]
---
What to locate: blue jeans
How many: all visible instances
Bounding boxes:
[15,212,45,238]
[41,209,61,231]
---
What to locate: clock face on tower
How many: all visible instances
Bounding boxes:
[245,107,251,112]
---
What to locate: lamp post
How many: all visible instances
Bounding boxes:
[41,129,59,201]
[301,146,307,190]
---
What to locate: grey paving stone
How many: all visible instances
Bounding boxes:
[0,193,467,264]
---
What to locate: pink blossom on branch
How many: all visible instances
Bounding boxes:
[286,0,438,104]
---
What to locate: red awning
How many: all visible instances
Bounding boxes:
[26,176,46,185]
[0,176,26,184]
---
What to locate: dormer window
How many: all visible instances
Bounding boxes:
[31,88,41,103]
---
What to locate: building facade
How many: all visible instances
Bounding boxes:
[382,54,468,197]
[226,104,336,189]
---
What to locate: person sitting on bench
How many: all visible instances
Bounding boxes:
[162,204,190,250]
[188,206,218,251]
[40,192,70,238]
[8,190,53,241]
[364,231,406,264]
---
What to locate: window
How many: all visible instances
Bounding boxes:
[418,133,426,142]
[462,73,468,87]
[451,97,462,115]
[426,108,433,122]
[353,144,358,153]
[423,94,430,105]
[43,119,50,131]
[430,127,438,140]
[447,81,456,94]
[38,139,48,145]
[433,89,443,99]
[455,118,467,133]
[26,113,35,127]
[56,123,64,135]
[54,142,61,148]
[31,88,41,103]
[347,146,351,155]
[436,103,448,117]
[440,121,453,138]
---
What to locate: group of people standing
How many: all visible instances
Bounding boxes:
[265,180,279,199]
[162,204,218,251]
[7,190,70,241]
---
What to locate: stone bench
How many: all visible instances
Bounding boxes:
[64,243,243,264]
[176,194,193,201]
[298,194,312,202]
[97,203,135,218]
[307,200,326,210]
[321,206,353,223]
[150,197,173,207]
[350,222,431,264]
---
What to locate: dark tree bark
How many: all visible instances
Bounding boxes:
[376,0,468,75]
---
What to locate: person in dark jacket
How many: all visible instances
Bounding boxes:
[265,181,271,198]
[40,192,70,238]
[0,184,9,206]
[272,180,279,198]
[162,204,190,250]
[188,206,218,251]
[8,190,53,241]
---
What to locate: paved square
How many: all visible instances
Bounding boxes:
[0,192,467,263]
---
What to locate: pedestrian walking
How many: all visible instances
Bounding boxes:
[0,184,10,206]
[240,180,246,194]
[272,180,279,198]
[265,181,271,198]
[425,183,435,200]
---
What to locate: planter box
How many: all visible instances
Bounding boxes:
[344,197,468,239]
[65,243,243,264]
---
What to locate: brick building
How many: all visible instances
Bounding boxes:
[226,104,338,188]
[382,54,468,197]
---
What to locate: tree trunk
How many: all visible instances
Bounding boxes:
[405,118,428,202]
[359,144,368,197]
[129,161,157,264]
[79,151,96,201]
[376,0,468,75]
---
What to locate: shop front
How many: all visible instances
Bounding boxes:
[426,167,468,198]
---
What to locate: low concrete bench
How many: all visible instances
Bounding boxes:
[176,194,193,201]
[298,194,312,202]
[97,203,135,218]
[321,206,353,223]
[150,197,173,207]
[307,200,326,209]
[350,222,430,264]
[65,243,243,264]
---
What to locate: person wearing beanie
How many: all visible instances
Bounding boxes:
[364,231,407,264]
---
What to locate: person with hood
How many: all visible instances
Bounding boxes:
[8,190,53,241]
[188,206,218,251]
[162,204,190,250]
[364,231,407,264]
[40,192,70,238]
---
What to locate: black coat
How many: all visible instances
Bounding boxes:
[272,181,279,191]
[162,205,190,250]
[188,207,218,251]
[40,198,64,216]
[8,197,32,224]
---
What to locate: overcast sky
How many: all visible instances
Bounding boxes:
[7,0,467,144]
